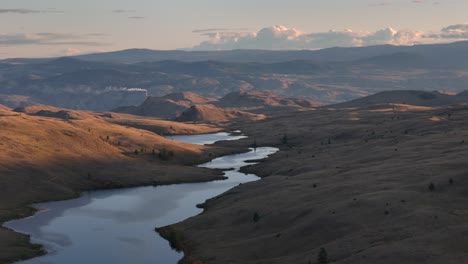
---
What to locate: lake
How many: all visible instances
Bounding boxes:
[4,132,278,264]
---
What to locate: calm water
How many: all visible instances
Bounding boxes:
[168,131,246,145]
[4,133,277,264]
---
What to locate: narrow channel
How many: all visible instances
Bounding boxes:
[4,132,278,264]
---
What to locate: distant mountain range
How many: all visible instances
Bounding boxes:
[2,40,468,111]
[3,40,468,67]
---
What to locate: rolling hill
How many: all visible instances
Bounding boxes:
[0,105,232,263]
[113,91,318,120]
[176,104,263,123]
[3,41,468,111]
[330,90,468,108]
[160,99,468,264]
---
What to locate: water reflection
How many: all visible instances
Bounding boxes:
[4,133,277,264]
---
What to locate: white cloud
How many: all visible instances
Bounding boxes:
[61,48,81,56]
[191,25,427,50]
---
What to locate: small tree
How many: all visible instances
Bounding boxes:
[253,212,260,223]
[159,148,174,161]
[318,248,328,264]
[428,182,435,191]
[251,140,258,150]
[134,149,139,155]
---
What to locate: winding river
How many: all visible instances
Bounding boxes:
[4,132,278,264]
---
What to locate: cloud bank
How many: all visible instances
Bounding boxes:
[0,33,109,46]
[191,24,468,50]
[427,24,468,39]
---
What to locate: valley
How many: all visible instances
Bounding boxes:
[2,42,468,264]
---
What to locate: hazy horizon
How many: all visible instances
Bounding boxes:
[1,0,468,58]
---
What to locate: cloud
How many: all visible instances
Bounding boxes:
[411,0,440,4]
[191,25,426,50]
[113,9,135,13]
[426,23,468,39]
[86,33,109,37]
[0,9,39,14]
[369,2,392,7]
[0,8,64,14]
[0,33,110,46]
[61,48,81,56]
[192,28,249,33]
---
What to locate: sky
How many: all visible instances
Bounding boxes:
[1,0,468,58]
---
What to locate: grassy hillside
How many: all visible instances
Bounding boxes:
[0,105,235,263]
[330,90,468,108]
[161,103,468,264]
[176,104,264,123]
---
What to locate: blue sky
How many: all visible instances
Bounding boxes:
[0,0,467,58]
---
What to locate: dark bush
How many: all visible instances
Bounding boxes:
[253,212,260,223]
[318,248,328,264]
[428,182,435,191]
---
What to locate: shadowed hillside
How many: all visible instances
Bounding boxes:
[160,101,468,264]
[216,91,321,108]
[330,90,468,108]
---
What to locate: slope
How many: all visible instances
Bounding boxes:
[0,105,232,263]
[161,103,468,264]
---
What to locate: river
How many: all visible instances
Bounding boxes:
[4,132,278,264]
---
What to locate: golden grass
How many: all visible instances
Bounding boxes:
[177,104,265,123]
[106,112,222,135]
[0,105,237,263]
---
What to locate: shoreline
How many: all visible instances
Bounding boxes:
[0,133,252,264]
[153,106,468,264]
[155,145,280,264]
[1,170,227,264]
